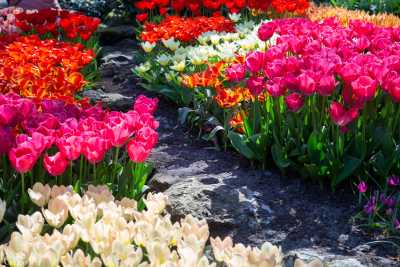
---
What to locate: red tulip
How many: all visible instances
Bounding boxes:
[329,102,359,128]
[351,76,377,102]
[43,152,69,176]
[127,139,151,163]
[136,13,148,23]
[285,93,304,112]
[9,143,38,174]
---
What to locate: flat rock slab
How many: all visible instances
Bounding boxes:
[90,35,399,267]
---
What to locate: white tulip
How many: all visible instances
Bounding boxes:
[229,13,241,22]
[140,41,156,53]
[0,199,5,224]
[28,183,51,207]
[162,38,180,51]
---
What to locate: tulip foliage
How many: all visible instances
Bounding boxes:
[0,94,159,214]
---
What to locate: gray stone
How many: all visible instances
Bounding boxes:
[329,258,365,267]
[98,25,136,45]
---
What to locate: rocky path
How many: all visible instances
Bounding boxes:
[89,27,399,266]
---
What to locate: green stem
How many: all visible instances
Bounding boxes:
[69,163,73,186]
[21,173,25,196]
[113,148,120,184]
[79,155,83,185]
[93,164,97,183]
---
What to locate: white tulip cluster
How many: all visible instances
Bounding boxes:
[0,183,322,267]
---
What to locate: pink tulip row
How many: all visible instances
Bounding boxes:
[226,17,400,131]
[0,93,159,176]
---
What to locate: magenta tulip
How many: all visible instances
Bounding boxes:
[246,76,265,97]
[285,93,304,112]
[225,63,246,82]
[351,76,377,102]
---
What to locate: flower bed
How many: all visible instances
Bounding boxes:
[0,184,323,267]
[0,7,101,100]
[135,4,400,234]
[0,35,95,100]
[307,3,400,27]
[0,93,159,215]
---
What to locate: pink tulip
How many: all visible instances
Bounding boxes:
[245,51,266,73]
[339,63,361,84]
[285,93,304,112]
[246,76,265,97]
[351,76,377,102]
[140,113,159,130]
[389,82,400,103]
[82,137,107,164]
[0,104,18,126]
[329,102,359,128]
[317,74,337,96]
[9,143,38,174]
[56,135,82,161]
[43,152,69,176]
[136,126,158,150]
[266,80,286,97]
[298,72,316,95]
[0,127,15,155]
[225,63,246,82]
[134,95,159,115]
[357,181,368,193]
[258,21,276,41]
[264,60,285,79]
[127,139,150,163]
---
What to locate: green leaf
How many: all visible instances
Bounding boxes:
[228,131,255,159]
[178,107,194,125]
[307,132,325,163]
[271,144,291,169]
[204,126,225,141]
[333,155,362,187]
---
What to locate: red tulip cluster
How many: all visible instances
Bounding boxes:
[0,93,159,175]
[14,8,100,41]
[140,15,235,43]
[0,35,94,101]
[228,18,400,131]
[134,0,310,22]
